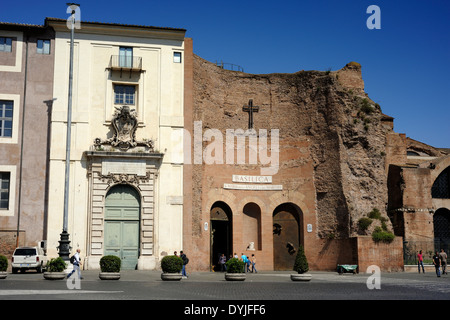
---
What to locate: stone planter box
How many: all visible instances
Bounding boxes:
[0,272,7,279]
[225,273,246,281]
[99,272,121,280]
[43,272,66,280]
[161,273,182,281]
[290,273,312,282]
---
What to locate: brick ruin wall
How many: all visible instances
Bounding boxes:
[191,56,392,240]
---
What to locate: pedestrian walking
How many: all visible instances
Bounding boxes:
[432,251,441,277]
[67,248,83,279]
[417,250,425,273]
[180,250,189,278]
[251,254,258,273]
[241,253,248,272]
[439,249,447,275]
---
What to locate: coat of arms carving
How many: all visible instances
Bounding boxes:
[94,106,154,151]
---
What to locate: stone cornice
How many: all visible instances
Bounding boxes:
[45,18,186,41]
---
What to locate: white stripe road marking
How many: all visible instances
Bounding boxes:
[0,290,123,295]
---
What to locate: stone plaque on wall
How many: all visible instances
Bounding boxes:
[223,183,282,191]
[102,159,146,176]
[232,175,272,183]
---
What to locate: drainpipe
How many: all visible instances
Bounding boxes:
[16,33,29,248]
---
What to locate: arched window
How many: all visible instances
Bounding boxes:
[407,150,420,156]
[432,167,450,199]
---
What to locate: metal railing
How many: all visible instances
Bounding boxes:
[403,239,449,265]
[215,60,244,72]
[109,55,142,70]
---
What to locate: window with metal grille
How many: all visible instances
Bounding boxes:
[0,172,10,210]
[0,37,12,52]
[432,167,450,199]
[0,100,13,137]
[37,39,50,54]
[114,85,135,105]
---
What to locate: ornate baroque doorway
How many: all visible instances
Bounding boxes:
[104,185,140,270]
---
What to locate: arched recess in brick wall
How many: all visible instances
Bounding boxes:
[243,202,262,251]
[272,202,303,271]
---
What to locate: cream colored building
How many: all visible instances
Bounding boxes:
[45,18,186,270]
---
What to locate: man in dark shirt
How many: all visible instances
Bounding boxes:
[433,252,441,277]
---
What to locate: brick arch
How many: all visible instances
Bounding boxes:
[205,192,237,217]
[267,192,310,218]
[421,154,450,183]
[237,196,267,213]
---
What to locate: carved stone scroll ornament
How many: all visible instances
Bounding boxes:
[100,171,151,186]
[94,106,155,151]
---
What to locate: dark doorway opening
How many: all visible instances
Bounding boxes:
[210,201,232,271]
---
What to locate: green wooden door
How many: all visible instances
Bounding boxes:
[105,185,140,270]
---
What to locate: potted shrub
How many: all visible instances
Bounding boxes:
[161,255,183,281]
[291,244,311,281]
[0,255,8,279]
[224,258,246,281]
[44,257,67,280]
[99,255,121,280]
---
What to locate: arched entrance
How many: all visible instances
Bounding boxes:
[434,208,450,252]
[210,201,232,271]
[272,203,303,270]
[104,184,140,270]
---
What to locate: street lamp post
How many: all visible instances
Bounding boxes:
[58,3,80,261]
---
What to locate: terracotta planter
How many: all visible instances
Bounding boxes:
[290,273,312,282]
[99,272,121,280]
[0,271,7,279]
[161,272,182,281]
[43,271,66,280]
[225,273,246,281]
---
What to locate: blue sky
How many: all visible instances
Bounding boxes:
[2,0,449,148]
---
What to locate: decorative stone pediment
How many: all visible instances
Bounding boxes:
[94,106,155,151]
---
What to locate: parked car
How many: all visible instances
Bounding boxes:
[11,246,48,273]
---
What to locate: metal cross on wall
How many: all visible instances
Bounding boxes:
[242,99,259,129]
